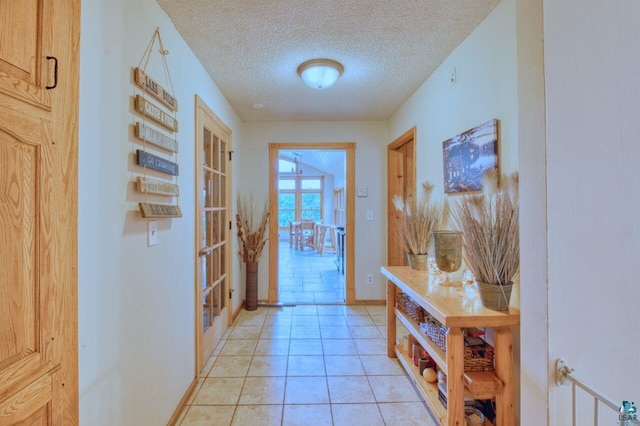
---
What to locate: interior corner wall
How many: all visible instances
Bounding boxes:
[388,0,521,421]
[242,121,389,301]
[78,0,243,423]
[544,0,640,424]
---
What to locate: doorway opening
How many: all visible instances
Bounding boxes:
[277,150,346,303]
[268,143,356,304]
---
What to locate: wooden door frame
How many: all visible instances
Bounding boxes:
[194,95,232,373]
[387,127,417,266]
[268,142,356,304]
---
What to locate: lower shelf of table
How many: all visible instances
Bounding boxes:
[394,345,493,426]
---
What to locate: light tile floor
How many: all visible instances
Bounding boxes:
[176,306,438,426]
[278,241,345,304]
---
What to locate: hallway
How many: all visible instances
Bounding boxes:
[278,241,345,304]
[176,306,435,425]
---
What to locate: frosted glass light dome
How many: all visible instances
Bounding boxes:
[297,59,344,89]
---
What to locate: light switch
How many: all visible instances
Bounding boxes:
[148,220,158,246]
[366,210,374,221]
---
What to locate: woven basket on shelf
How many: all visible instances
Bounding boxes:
[395,292,426,323]
[419,321,495,372]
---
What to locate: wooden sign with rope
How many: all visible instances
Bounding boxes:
[132,28,181,218]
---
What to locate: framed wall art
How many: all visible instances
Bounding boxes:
[442,119,498,194]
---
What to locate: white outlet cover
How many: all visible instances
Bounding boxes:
[148,220,158,246]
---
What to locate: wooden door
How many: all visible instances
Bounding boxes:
[0,0,79,424]
[387,128,416,266]
[195,97,231,372]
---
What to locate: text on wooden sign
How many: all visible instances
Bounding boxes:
[134,122,179,153]
[139,202,182,218]
[136,177,180,197]
[136,150,179,176]
[133,67,178,111]
[134,95,178,132]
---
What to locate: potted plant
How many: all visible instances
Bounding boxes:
[236,192,271,311]
[392,182,442,270]
[452,171,519,311]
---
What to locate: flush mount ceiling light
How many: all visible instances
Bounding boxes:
[297,59,344,89]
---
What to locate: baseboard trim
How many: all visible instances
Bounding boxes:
[232,300,245,323]
[166,376,198,426]
[353,299,386,306]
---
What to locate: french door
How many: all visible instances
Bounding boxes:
[195,97,231,371]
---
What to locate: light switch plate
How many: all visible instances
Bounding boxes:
[148,220,158,247]
[366,210,374,221]
[357,186,368,197]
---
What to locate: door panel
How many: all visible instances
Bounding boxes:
[0,0,79,423]
[0,129,39,364]
[0,0,51,109]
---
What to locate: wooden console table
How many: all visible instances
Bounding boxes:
[382,266,519,426]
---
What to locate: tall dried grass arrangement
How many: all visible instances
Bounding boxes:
[236,192,272,263]
[392,182,442,255]
[451,171,519,286]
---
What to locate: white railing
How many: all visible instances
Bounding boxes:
[555,359,622,426]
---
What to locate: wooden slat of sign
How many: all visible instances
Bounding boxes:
[135,122,179,153]
[138,202,182,218]
[137,177,180,197]
[134,95,178,132]
[133,67,178,111]
[136,150,179,176]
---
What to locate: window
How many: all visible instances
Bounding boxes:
[278,176,324,226]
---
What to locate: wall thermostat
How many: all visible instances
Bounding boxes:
[357,186,368,197]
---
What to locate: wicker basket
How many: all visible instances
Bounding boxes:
[464,343,494,372]
[420,321,447,351]
[419,321,495,372]
[396,292,426,323]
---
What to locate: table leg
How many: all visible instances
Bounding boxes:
[446,327,465,426]
[387,281,397,358]
[493,326,514,426]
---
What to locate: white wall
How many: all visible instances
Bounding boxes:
[389,0,522,420]
[78,0,243,423]
[544,0,640,423]
[242,121,389,301]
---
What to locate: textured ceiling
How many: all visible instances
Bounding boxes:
[157,0,501,122]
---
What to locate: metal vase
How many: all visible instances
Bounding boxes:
[477,282,513,311]
[407,253,428,270]
[245,262,258,311]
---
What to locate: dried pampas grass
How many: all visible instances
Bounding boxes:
[236,192,272,263]
[452,172,519,286]
[392,182,442,255]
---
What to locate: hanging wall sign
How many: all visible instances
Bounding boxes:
[133,67,178,112]
[136,177,180,197]
[138,202,183,218]
[134,122,179,153]
[136,150,179,176]
[134,95,178,132]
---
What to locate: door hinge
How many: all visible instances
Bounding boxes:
[229,221,232,230]
[229,289,234,299]
[228,151,234,161]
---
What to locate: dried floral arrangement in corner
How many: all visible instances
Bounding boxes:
[236,192,272,263]
[392,182,443,256]
[451,170,520,286]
